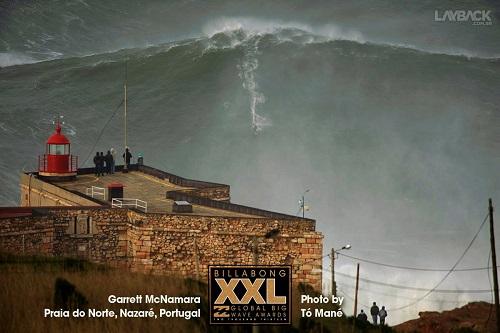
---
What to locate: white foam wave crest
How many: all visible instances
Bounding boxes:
[236,35,272,133]
[0,52,38,67]
[203,17,309,36]
[4,16,498,69]
[202,17,500,60]
[203,17,366,44]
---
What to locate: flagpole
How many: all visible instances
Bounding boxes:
[123,62,128,172]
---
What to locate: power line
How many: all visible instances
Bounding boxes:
[388,213,490,311]
[337,252,497,272]
[80,87,145,166]
[484,249,494,329]
[334,270,491,294]
[51,77,141,167]
[337,287,371,310]
[302,251,491,294]
[338,282,481,305]
[81,98,124,166]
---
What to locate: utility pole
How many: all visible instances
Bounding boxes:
[489,198,500,333]
[123,62,128,173]
[302,195,305,218]
[331,248,336,296]
[331,244,351,296]
[300,189,310,218]
[352,263,360,333]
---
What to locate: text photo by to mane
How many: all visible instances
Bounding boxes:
[1,1,500,332]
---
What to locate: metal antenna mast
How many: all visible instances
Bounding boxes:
[123,62,128,172]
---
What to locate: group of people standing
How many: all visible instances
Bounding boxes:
[93,149,116,176]
[357,302,388,325]
[93,148,133,177]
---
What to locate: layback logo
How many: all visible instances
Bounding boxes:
[209,266,291,324]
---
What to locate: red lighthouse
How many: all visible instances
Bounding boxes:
[38,122,78,178]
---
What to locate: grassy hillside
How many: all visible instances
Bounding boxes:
[0,253,393,333]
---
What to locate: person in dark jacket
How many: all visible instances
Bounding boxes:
[104,151,113,174]
[370,302,379,325]
[123,148,132,168]
[357,309,368,322]
[93,152,100,176]
[99,152,105,176]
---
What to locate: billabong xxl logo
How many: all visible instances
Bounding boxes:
[209,266,291,324]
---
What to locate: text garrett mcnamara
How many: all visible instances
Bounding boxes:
[108,295,201,304]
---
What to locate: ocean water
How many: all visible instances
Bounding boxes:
[1,0,499,324]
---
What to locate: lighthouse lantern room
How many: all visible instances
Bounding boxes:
[38,122,78,178]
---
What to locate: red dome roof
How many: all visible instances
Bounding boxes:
[46,123,70,144]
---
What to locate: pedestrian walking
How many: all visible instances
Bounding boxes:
[379,306,387,325]
[370,302,379,325]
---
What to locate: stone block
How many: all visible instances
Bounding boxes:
[136,251,148,259]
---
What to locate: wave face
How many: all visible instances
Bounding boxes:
[1,5,500,323]
[1,0,500,67]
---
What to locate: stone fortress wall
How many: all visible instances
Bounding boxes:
[0,207,323,290]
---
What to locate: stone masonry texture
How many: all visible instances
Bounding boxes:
[0,207,323,290]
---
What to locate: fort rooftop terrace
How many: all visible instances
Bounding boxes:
[22,164,314,223]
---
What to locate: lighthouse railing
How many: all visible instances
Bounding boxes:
[70,155,78,172]
[38,155,47,172]
[37,154,78,173]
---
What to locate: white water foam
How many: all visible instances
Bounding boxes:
[204,17,302,36]
[202,16,500,59]
[203,17,365,43]
[236,35,272,133]
[0,52,37,67]
[201,23,274,132]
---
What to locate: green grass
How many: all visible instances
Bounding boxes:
[0,253,394,333]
